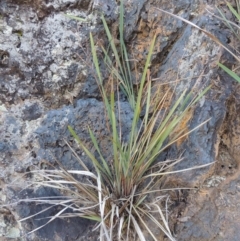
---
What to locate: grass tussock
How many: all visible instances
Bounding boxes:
[18,2,212,240]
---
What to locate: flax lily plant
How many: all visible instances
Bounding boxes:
[18,2,211,241]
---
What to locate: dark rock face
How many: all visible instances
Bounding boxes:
[1,0,240,240]
[154,13,233,184]
[22,103,43,121]
[34,99,133,170]
[16,187,95,241]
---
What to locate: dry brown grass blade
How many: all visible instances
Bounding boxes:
[20,202,74,235]
[143,161,214,179]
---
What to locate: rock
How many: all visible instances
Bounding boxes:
[15,187,95,241]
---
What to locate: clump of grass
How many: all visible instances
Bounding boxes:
[18,2,212,240]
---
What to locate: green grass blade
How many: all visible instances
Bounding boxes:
[191,85,211,105]
[101,46,129,98]
[135,195,147,207]
[153,89,187,137]
[119,1,135,107]
[132,88,197,177]
[119,0,124,49]
[227,1,240,22]
[101,14,134,108]
[129,34,156,152]
[218,62,240,83]
[143,74,152,128]
[68,126,108,176]
[146,87,210,168]
[88,128,112,179]
[178,91,192,113]
[137,120,177,176]
[90,33,103,84]
[82,215,101,221]
[109,84,121,193]
[90,32,113,123]
[64,14,87,22]
[237,0,240,14]
[101,15,124,82]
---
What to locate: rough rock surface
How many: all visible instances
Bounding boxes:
[1,0,240,240]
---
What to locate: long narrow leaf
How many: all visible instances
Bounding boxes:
[128,34,157,156]
[227,1,240,21]
[68,126,108,178]
[88,128,112,180]
[218,62,240,83]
